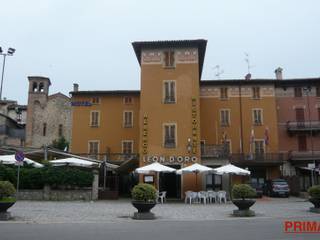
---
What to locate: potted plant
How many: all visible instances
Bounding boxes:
[232,184,257,217]
[131,183,157,219]
[0,181,16,219]
[308,185,320,213]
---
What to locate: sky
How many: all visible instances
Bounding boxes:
[1,0,320,104]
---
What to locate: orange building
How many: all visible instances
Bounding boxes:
[70,39,286,198]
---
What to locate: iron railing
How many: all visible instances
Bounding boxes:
[230,153,286,163]
[201,144,228,158]
[288,150,320,161]
[287,121,320,132]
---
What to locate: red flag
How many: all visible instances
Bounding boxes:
[264,127,270,145]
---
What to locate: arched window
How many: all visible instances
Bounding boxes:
[39,82,44,92]
[32,82,38,92]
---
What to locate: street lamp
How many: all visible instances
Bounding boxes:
[0,47,16,100]
[303,86,315,186]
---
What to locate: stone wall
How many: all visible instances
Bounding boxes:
[18,186,93,201]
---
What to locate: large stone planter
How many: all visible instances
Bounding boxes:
[131,201,156,220]
[232,199,256,217]
[309,198,320,213]
[0,201,16,220]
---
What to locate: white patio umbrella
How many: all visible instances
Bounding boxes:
[0,155,44,168]
[176,163,214,191]
[213,164,251,198]
[135,162,176,189]
[50,158,99,168]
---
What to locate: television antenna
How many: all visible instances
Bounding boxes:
[244,52,254,74]
[212,65,224,79]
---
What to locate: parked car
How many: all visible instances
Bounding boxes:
[249,182,263,198]
[264,179,290,197]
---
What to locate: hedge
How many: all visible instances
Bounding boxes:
[0,164,94,189]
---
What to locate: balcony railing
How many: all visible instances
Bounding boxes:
[287,121,320,133]
[201,144,228,159]
[289,151,320,161]
[230,153,286,164]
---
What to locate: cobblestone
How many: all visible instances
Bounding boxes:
[5,197,318,224]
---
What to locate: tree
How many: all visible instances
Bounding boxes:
[51,136,69,151]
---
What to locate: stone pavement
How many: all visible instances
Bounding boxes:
[4,197,318,224]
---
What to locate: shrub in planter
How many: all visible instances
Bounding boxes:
[131,183,157,219]
[308,185,320,211]
[232,184,256,217]
[0,181,16,213]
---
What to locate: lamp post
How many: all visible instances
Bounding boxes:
[303,86,315,186]
[0,47,16,100]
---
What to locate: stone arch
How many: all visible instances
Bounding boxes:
[39,82,44,92]
[32,82,38,92]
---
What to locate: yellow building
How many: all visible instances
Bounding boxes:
[70,40,283,198]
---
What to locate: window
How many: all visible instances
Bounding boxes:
[164,50,175,67]
[43,123,47,136]
[92,97,100,104]
[252,87,260,99]
[122,141,133,154]
[298,135,307,151]
[123,111,133,128]
[254,140,264,155]
[17,113,22,122]
[164,124,176,148]
[295,108,305,123]
[90,111,100,127]
[58,124,63,137]
[316,87,320,97]
[88,141,99,159]
[252,109,263,125]
[124,96,133,104]
[294,87,302,97]
[220,109,230,126]
[220,87,228,99]
[163,80,176,103]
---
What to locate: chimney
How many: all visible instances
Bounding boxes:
[275,67,283,80]
[73,83,79,92]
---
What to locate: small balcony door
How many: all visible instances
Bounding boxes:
[298,135,307,151]
[295,108,305,127]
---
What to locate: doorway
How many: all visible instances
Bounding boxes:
[159,165,181,199]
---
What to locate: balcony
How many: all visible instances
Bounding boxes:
[230,153,286,166]
[201,144,228,159]
[287,121,320,134]
[289,151,320,161]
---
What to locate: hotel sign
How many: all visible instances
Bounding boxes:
[191,97,198,154]
[142,114,148,154]
[143,155,198,163]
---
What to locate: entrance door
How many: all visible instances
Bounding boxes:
[159,165,181,199]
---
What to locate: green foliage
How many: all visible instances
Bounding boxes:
[308,185,320,198]
[51,136,69,151]
[232,184,256,199]
[0,181,16,199]
[131,183,156,202]
[0,164,93,189]
[0,197,16,202]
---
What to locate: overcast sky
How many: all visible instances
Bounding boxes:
[1,0,319,104]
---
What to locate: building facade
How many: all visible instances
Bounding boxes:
[70,39,319,197]
[25,76,72,148]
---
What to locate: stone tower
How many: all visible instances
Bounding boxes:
[25,76,51,146]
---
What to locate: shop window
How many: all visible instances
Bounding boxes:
[252,87,260,99]
[122,141,133,154]
[88,141,99,159]
[90,111,100,127]
[163,80,176,103]
[92,97,100,104]
[164,124,176,148]
[294,87,302,97]
[252,109,263,125]
[164,50,175,68]
[220,87,228,100]
[123,111,133,128]
[220,109,230,126]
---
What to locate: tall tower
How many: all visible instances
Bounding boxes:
[132,40,207,197]
[25,76,51,146]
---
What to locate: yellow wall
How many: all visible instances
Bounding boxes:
[70,95,140,158]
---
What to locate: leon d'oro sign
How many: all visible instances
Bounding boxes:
[143,155,198,163]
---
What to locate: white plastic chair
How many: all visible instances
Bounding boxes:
[158,191,167,204]
[185,191,193,204]
[207,190,217,203]
[198,191,208,204]
[217,191,227,204]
